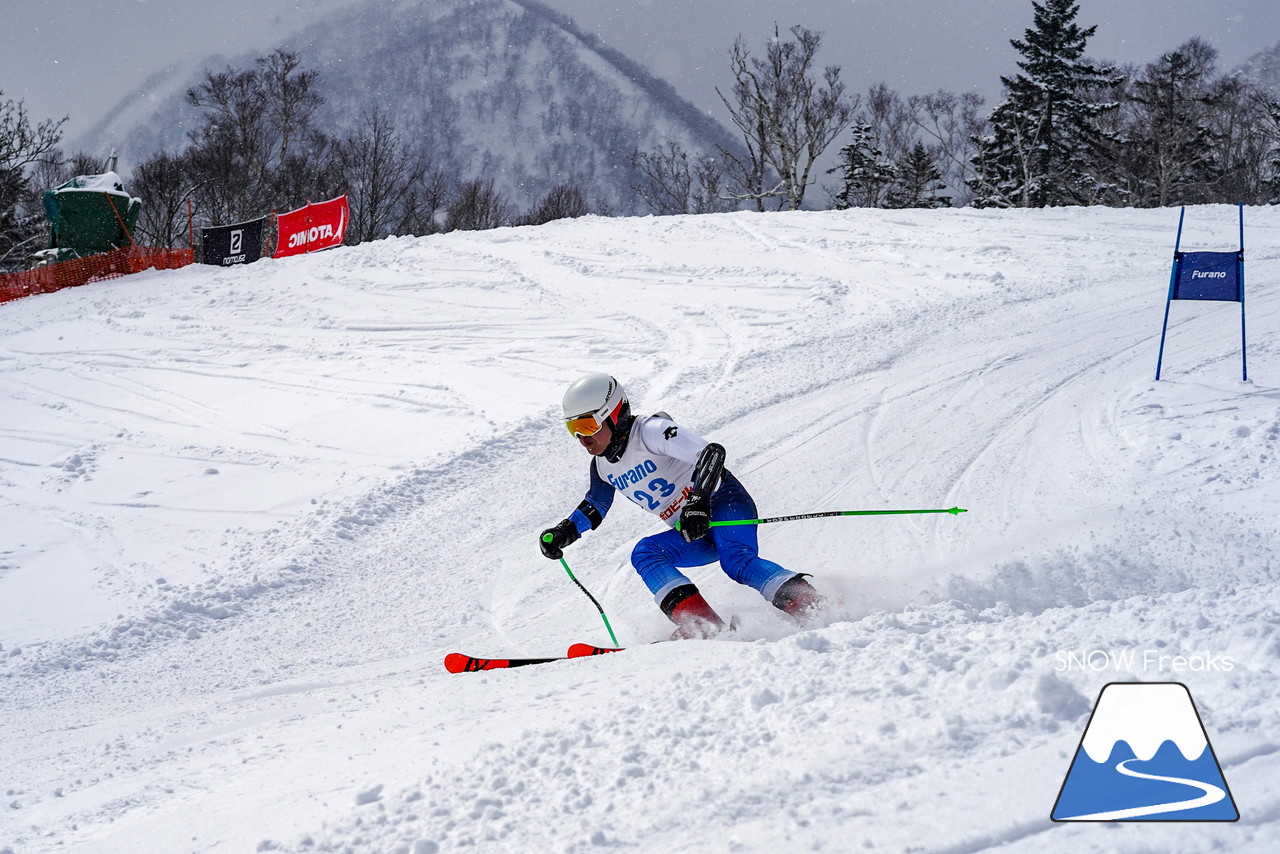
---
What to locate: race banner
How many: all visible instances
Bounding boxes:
[201,217,265,266]
[274,195,349,258]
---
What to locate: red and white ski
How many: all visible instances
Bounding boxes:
[443,652,564,673]
[444,642,631,672]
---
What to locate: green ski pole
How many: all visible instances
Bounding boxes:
[678,506,967,531]
[543,534,620,648]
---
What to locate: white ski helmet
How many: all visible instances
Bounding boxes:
[562,372,630,437]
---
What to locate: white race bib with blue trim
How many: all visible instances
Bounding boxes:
[593,415,709,527]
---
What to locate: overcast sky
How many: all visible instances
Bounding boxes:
[7,0,1280,148]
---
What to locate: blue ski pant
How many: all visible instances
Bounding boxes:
[631,471,795,605]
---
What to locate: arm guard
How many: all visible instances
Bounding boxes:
[574,498,604,530]
[692,443,726,496]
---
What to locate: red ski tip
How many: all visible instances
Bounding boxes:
[567,643,624,658]
[444,652,476,673]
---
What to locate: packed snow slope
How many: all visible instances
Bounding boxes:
[2,206,1279,853]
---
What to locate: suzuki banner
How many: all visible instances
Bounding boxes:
[201,217,266,266]
[274,195,349,259]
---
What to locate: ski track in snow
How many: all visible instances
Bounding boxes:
[2,207,1280,853]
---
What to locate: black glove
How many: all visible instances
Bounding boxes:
[679,491,711,542]
[540,519,579,559]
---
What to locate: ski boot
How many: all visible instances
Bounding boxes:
[771,574,826,624]
[661,584,727,640]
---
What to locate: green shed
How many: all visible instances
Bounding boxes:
[42,171,141,261]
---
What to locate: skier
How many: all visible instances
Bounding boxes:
[540,373,825,639]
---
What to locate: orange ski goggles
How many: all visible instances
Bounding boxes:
[565,411,606,437]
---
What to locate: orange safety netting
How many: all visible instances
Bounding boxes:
[0,246,194,305]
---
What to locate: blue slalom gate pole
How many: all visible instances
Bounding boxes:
[1239,203,1248,382]
[1155,207,1185,381]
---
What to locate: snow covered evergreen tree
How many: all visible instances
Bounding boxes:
[828,124,897,209]
[969,0,1118,207]
[887,142,950,209]
[1118,38,1222,206]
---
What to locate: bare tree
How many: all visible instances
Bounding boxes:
[185,50,332,223]
[401,168,451,235]
[275,135,340,213]
[1200,73,1280,206]
[0,168,40,270]
[1263,99,1280,203]
[186,67,272,221]
[0,92,66,269]
[131,150,198,248]
[908,90,988,207]
[518,183,590,226]
[0,93,66,177]
[446,178,511,231]
[718,25,856,210]
[629,142,734,214]
[24,148,69,196]
[259,49,323,169]
[716,105,777,211]
[61,152,110,178]
[12,148,70,261]
[335,106,430,243]
[864,84,915,167]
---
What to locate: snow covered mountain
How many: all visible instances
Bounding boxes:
[2,205,1279,851]
[73,0,739,212]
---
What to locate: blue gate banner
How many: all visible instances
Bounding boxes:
[1172,251,1242,302]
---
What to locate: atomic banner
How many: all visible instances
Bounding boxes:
[274,196,349,259]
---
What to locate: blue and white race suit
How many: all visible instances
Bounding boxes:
[568,414,797,605]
